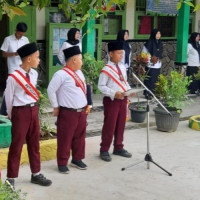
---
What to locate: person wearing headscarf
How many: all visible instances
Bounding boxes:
[142,29,163,99]
[187,32,200,94]
[116,30,132,70]
[58,28,82,66]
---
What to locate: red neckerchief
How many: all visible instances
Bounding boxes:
[10,70,40,101]
[101,64,128,92]
[62,66,86,95]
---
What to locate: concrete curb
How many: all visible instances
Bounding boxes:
[0,139,57,169]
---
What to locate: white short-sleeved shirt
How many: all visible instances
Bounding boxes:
[1,34,29,74]
[57,42,82,66]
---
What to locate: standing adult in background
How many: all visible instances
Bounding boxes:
[1,22,29,74]
[0,22,29,115]
[116,30,132,70]
[58,28,82,66]
[142,29,163,99]
[187,32,200,94]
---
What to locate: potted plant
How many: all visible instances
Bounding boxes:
[82,53,104,94]
[154,70,191,132]
[37,88,56,139]
[129,100,147,123]
[128,52,151,123]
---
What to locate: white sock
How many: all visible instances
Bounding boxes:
[32,172,40,176]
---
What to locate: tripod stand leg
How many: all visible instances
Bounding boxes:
[121,160,144,171]
[145,154,172,176]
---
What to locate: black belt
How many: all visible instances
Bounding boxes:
[14,102,38,108]
[60,106,86,112]
[25,102,38,107]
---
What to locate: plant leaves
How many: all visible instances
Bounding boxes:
[184,1,194,7]
[193,4,200,12]
[10,6,25,16]
[177,2,182,10]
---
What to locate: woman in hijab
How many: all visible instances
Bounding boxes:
[142,29,163,99]
[58,28,82,66]
[187,32,200,94]
[116,30,132,70]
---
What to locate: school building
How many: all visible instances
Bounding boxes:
[0,0,199,92]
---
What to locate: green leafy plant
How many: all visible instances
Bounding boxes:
[37,88,56,138]
[0,182,26,200]
[194,68,200,80]
[0,0,127,24]
[155,70,192,111]
[130,101,146,111]
[82,53,104,93]
[177,0,198,12]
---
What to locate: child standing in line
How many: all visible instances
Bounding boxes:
[98,41,135,162]
[5,42,52,190]
[48,46,89,174]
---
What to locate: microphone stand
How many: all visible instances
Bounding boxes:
[122,72,172,176]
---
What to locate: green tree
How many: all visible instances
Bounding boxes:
[2,1,197,22]
[0,0,127,22]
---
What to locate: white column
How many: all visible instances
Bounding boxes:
[125,0,135,39]
[195,0,200,32]
[36,8,46,40]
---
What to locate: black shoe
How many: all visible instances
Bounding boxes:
[113,149,132,158]
[71,160,87,170]
[5,178,15,191]
[58,165,70,174]
[31,174,52,186]
[100,151,112,162]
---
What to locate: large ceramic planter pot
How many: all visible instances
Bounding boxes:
[153,107,181,132]
[129,103,147,123]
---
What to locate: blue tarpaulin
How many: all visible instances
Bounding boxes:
[147,0,179,15]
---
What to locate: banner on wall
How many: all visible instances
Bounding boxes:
[147,0,179,15]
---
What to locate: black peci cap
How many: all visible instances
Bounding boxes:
[17,42,38,59]
[108,41,124,52]
[63,46,81,61]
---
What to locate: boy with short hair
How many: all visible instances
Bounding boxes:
[5,42,52,190]
[0,22,29,116]
[98,41,135,162]
[47,46,88,174]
